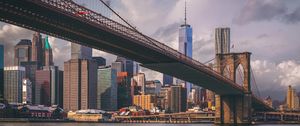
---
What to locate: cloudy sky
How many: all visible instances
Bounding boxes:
[1,0,300,101]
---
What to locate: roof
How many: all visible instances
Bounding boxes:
[44,36,51,49]
[16,39,31,46]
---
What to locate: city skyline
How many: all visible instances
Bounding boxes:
[0,0,300,101]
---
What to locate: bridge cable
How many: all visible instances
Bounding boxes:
[203,57,215,64]
[97,0,165,53]
[250,66,261,98]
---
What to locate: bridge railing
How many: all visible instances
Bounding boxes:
[37,0,245,92]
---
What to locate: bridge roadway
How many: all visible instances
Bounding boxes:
[0,0,271,111]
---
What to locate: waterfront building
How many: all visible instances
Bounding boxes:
[170,85,187,113]
[133,94,156,111]
[4,66,25,103]
[264,96,273,108]
[215,27,230,54]
[22,78,32,104]
[14,39,32,66]
[97,66,117,111]
[63,59,97,111]
[286,85,299,110]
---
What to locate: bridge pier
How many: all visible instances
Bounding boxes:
[215,94,252,124]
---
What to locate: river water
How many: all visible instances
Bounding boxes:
[0,123,298,126]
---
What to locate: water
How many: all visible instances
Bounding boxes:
[0,123,298,126]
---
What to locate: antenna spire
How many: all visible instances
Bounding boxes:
[184,0,187,25]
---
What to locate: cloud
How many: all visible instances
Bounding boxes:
[251,60,300,100]
[283,6,300,24]
[233,0,287,25]
[0,24,33,66]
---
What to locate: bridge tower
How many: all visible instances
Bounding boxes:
[214,52,252,124]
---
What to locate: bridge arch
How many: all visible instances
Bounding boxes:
[216,52,251,92]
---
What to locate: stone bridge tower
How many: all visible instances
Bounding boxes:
[214,52,252,124]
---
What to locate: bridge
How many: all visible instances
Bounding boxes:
[0,0,273,124]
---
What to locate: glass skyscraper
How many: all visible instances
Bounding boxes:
[178,21,193,95]
[4,66,25,103]
[0,44,4,99]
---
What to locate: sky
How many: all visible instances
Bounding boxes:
[1,0,300,101]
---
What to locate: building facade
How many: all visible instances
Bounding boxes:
[286,85,299,110]
[71,43,92,60]
[97,66,117,111]
[4,66,25,103]
[14,39,32,66]
[0,44,4,99]
[170,85,187,113]
[22,78,32,104]
[63,59,97,111]
[133,94,156,111]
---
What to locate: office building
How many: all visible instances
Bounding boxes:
[145,80,162,95]
[97,66,117,111]
[131,73,146,96]
[163,74,173,85]
[286,85,299,110]
[31,32,43,69]
[92,57,106,66]
[158,86,171,111]
[44,36,54,67]
[35,70,51,105]
[178,2,193,95]
[0,44,4,99]
[215,27,230,54]
[20,61,38,104]
[63,59,97,111]
[4,66,25,103]
[133,94,156,111]
[170,85,187,113]
[71,43,92,60]
[22,78,32,104]
[14,39,32,66]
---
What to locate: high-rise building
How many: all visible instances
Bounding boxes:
[4,66,25,103]
[286,85,299,110]
[35,70,51,105]
[215,27,230,55]
[97,66,117,111]
[158,86,171,112]
[0,44,4,99]
[44,36,54,67]
[14,39,32,66]
[92,57,106,66]
[178,1,193,95]
[71,43,92,60]
[145,80,162,95]
[133,94,156,111]
[20,61,37,104]
[22,78,32,104]
[63,59,97,111]
[170,85,187,113]
[31,32,43,69]
[131,73,146,96]
[163,74,173,85]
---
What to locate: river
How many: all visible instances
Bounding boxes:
[0,123,299,126]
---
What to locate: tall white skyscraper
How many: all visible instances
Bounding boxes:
[215,27,230,54]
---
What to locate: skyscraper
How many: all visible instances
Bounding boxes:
[286,85,299,110]
[215,27,230,54]
[63,59,97,111]
[97,66,117,111]
[44,36,54,67]
[4,66,25,103]
[163,74,173,85]
[31,32,43,69]
[170,85,187,113]
[71,43,92,60]
[22,78,32,104]
[14,39,32,66]
[0,44,4,99]
[178,1,193,95]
